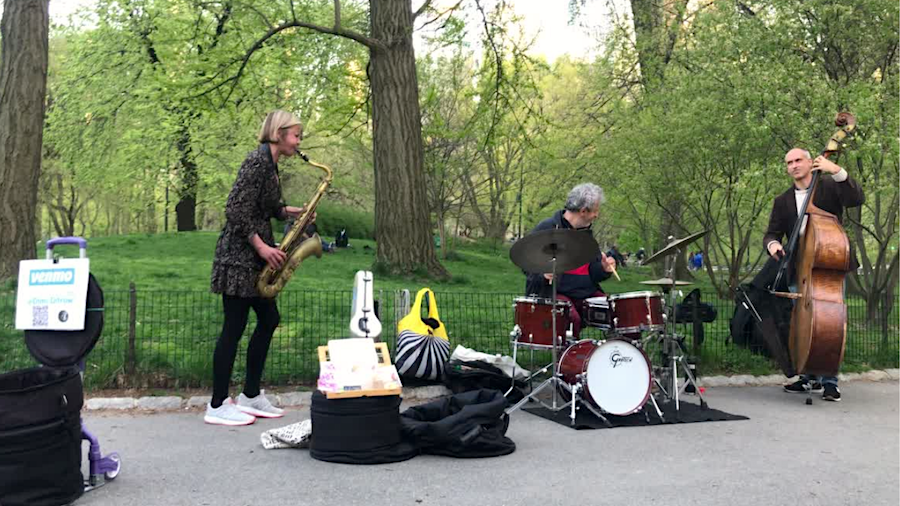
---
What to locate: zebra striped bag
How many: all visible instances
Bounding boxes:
[395,289,450,381]
[395,330,451,381]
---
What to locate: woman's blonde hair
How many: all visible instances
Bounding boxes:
[257,110,303,144]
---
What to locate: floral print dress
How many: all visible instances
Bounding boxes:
[210,144,286,298]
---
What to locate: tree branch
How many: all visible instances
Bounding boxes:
[413,0,435,20]
[194,18,385,104]
[418,0,463,28]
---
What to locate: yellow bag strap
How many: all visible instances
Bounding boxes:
[409,288,428,318]
[399,288,447,339]
[423,288,441,320]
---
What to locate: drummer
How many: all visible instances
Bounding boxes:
[523,183,617,339]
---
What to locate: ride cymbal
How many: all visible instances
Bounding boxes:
[510,229,599,274]
[641,230,709,265]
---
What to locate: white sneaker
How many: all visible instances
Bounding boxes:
[204,398,256,426]
[236,390,284,418]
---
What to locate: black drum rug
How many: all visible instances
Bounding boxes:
[524,400,748,430]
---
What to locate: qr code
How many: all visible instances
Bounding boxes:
[32,305,49,327]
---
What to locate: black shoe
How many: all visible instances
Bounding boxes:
[783,379,823,393]
[822,384,841,402]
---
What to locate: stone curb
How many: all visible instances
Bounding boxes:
[84,371,898,412]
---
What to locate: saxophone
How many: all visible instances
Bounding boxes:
[256,151,333,298]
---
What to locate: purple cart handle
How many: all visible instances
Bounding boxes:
[46,236,88,259]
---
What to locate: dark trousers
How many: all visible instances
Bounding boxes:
[211,294,280,407]
[556,291,603,340]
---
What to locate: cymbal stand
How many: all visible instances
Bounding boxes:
[506,248,572,416]
[654,249,708,412]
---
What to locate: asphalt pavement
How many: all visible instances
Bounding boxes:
[76,381,899,506]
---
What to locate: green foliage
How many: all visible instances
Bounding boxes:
[313,201,375,240]
[550,0,899,296]
[42,0,371,237]
[31,0,898,301]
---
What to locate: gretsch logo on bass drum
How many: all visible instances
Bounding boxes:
[609,349,633,368]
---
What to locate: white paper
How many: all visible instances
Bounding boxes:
[326,338,378,369]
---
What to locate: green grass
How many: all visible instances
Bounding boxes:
[20,231,723,293]
[1,232,896,389]
[28,232,518,292]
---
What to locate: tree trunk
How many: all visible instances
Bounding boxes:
[0,0,49,279]
[175,197,196,231]
[175,129,198,231]
[880,289,896,353]
[655,197,690,279]
[630,0,665,90]
[369,0,446,277]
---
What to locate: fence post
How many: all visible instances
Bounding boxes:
[126,282,137,386]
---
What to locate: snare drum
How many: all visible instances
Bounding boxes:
[582,296,613,330]
[608,291,665,339]
[512,297,571,349]
[558,339,652,415]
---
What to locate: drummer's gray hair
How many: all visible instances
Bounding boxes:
[565,183,605,212]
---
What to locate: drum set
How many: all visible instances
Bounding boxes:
[506,229,710,426]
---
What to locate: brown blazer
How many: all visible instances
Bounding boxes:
[763,173,865,270]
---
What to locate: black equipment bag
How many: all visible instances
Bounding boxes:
[309,391,418,464]
[729,258,795,376]
[443,359,526,403]
[0,366,84,506]
[400,389,516,458]
[335,228,349,248]
[674,289,717,324]
[1,272,104,505]
[673,289,718,349]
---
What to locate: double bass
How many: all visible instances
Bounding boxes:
[771,112,857,376]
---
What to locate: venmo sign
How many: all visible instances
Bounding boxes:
[29,268,76,286]
[16,258,89,331]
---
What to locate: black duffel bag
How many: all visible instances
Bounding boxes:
[0,366,84,506]
[443,359,526,403]
[673,289,718,324]
[400,389,515,458]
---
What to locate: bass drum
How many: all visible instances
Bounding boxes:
[558,339,651,416]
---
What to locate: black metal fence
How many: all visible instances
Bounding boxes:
[1,288,897,389]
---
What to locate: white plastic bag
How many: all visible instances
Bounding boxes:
[449,345,528,379]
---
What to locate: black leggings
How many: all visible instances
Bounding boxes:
[211,294,280,408]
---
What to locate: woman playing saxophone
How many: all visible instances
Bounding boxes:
[206,110,310,426]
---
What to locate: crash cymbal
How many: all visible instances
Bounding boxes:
[641,230,709,265]
[640,278,694,286]
[510,229,599,274]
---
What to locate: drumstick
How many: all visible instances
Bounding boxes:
[603,252,621,281]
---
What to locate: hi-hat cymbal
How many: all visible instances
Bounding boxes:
[510,229,599,274]
[641,230,709,265]
[640,278,693,286]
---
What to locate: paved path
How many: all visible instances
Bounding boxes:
[77,382,898,506]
